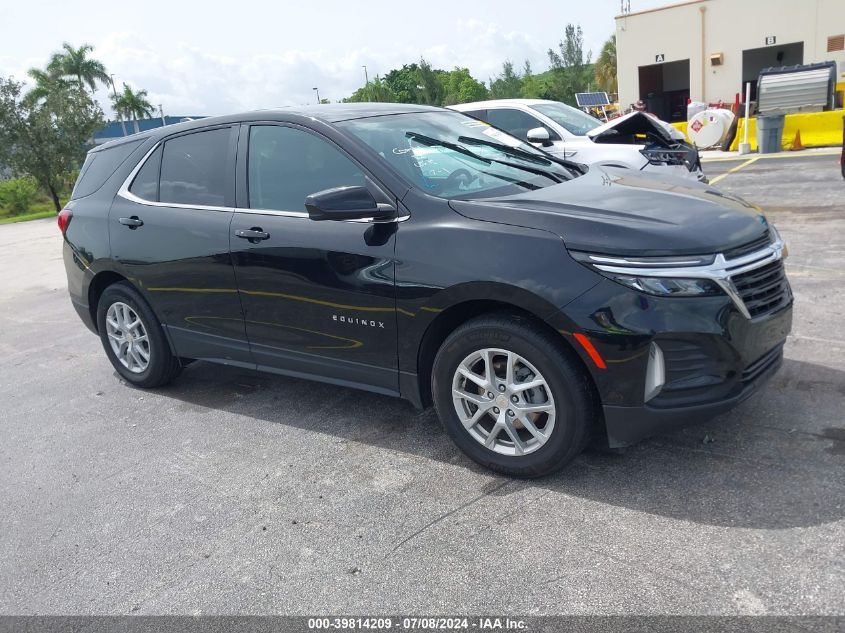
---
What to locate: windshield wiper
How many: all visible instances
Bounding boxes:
[478,170,542,191]
[406,131,564,185]
[405,132,490,164]
[459,135,585,176]
[457,136,551,166]
[457,136,568,183]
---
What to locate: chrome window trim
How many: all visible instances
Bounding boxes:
[589,236,786,319]
[233,204,409,224]
[119,142,408,223]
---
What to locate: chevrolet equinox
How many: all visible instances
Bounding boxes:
[60,104,793,477]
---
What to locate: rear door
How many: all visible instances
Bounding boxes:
[229,123,399,395]
[110,125,251,365]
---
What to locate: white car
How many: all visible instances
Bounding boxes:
[449,98,706,182]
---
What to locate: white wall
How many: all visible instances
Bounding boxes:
[616,0,845,108]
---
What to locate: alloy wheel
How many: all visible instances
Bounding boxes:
[105,301,150,374]
[451,348,556,456]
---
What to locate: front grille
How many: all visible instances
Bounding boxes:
[724,233,772,260]
[731,259,791,318]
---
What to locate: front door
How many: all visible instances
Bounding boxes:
[229,123,399,394]
[109,125,252,364]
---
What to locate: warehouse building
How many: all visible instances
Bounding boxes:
[615,0,845,121]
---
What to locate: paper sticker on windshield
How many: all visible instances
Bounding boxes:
[482,126,523,147]
[461,119,488,127]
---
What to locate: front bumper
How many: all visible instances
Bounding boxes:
[554,277,793,447]
[602,342,783,447]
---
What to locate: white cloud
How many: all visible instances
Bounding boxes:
[87,21,546,116]
[2,18,547,117]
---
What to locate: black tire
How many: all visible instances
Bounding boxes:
[432,313,596,478]
[96,281,181,388]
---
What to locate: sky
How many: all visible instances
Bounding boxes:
[0,0,669,117]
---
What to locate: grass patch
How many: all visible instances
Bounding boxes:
[0,196,61,224]
[0,210,57,224]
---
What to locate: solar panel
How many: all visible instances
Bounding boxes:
[575,92,610,107]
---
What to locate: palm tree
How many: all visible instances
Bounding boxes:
[23,68,71,105]
[47,43,110,94]
[595,35,617,95]
[111,83,155,134]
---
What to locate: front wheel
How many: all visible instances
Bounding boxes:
[432,314,595,477]
[96,282,181,388]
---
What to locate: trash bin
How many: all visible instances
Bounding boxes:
[756,114,785,154]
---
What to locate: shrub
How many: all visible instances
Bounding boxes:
[0,177,40,215]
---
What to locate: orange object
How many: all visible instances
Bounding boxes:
[791,129,805,151]
[573,333,607,370]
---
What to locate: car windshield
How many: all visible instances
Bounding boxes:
[338,111,577,200]
[530,102,601,137]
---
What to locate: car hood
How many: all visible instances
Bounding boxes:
[586,111,685,143]
[448,167,770,256]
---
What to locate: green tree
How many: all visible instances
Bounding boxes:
[442,67,488,105]
[547,24,593,105]
[416,58,446,106]
[343,75,396,103]
[111,83,155,134]
[383,64,422,103]
[0,77,19,167]
[0,75,103,212]
[47,42,110,93]
[595,35,617,95]
[0,176,39,215]
[489,61,523,99]
[23,68,72,105]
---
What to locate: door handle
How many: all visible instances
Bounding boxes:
[235,228,270,242]
[119,216,144,229]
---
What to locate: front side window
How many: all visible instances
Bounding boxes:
[159,128,229,206]
[248,125,366,212]
[339,111,576,200]
[530,102,601,137]
[485,108,559,141]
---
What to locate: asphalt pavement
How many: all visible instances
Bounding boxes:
[0,152,843,615]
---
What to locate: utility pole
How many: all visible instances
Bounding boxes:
[110,74,127,136]
[159,104,166,127]
[313,87,321,103]
[362,65,369,86]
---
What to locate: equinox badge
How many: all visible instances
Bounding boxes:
[333,314,385,329]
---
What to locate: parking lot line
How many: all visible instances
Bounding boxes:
[702,148,841,163]
[708,156,760,184]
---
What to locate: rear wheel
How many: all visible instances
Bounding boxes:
[432,314,595,477]
[96,282,181,388]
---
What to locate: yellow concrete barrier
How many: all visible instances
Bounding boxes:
[672,111,843,151]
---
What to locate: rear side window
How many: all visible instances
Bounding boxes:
[159,129,229,206]
[129,146,162,201]
[71,140,142,199]
[248,125,366,212]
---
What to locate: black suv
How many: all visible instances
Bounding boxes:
[61,104,792,477]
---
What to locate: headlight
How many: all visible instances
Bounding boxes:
[769,224,788,259]
[570,251,725,297]
[609,275,723,296]
[640,147,690,166]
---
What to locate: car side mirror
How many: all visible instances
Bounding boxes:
[527,127,552,146]
[305,186,396,222]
